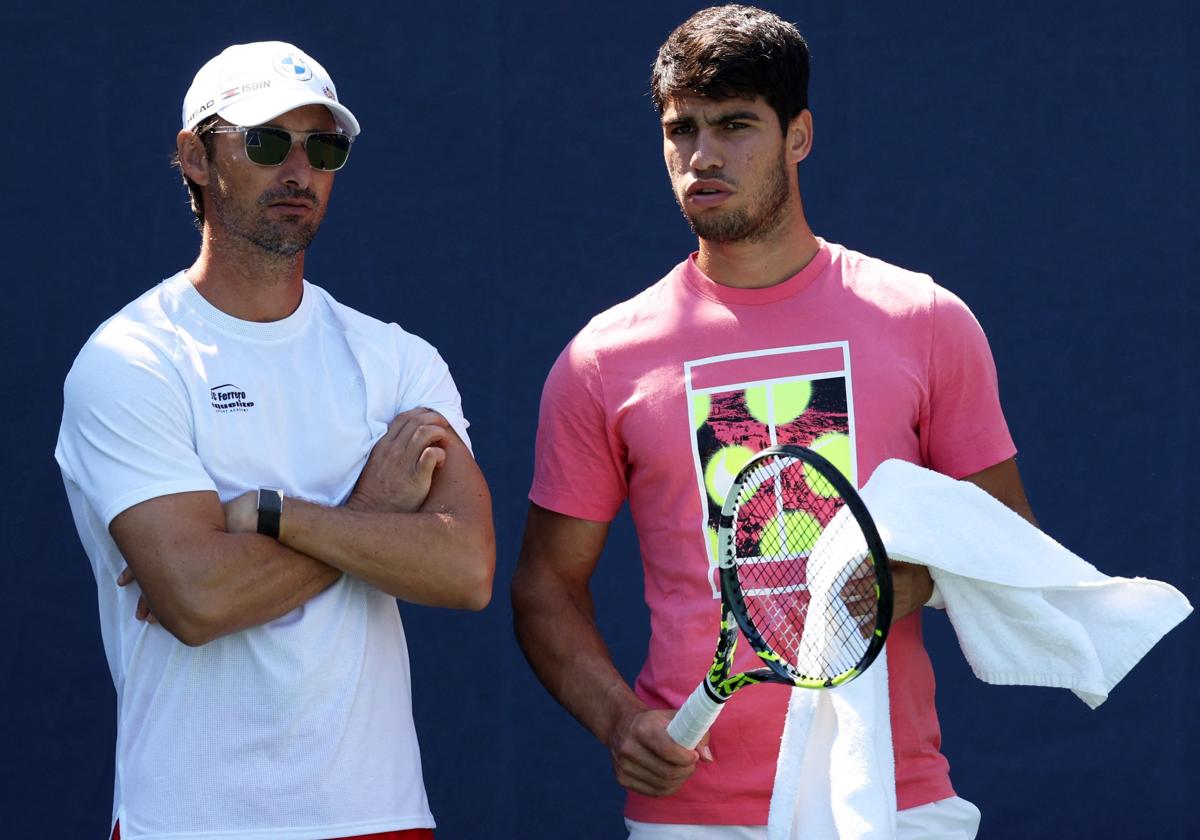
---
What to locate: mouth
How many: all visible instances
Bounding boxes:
[265,200,315,220]
[685,180,733,208]
[261,189,319,215]
[268,200,314,211]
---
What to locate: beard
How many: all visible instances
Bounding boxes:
[208,179,324,258]
[678,155,791,244]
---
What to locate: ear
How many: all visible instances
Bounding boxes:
[176,129,212,186]
[785,109,814,165]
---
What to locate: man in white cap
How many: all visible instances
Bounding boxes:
[55,42,494,840]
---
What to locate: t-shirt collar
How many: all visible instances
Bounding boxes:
[164,270,315,342]
[678,238,833,305]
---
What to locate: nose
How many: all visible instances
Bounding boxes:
[689,129,723,172]
[277,140,312,188]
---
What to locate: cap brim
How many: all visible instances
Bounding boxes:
[218,94,360,137]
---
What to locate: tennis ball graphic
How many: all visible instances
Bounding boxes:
[807,432,851,497]
[745,380,813,425]
[705,445,756,505]
[761,510,822,555]
[691,393,712,429]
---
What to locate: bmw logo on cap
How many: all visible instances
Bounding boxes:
[273,52,313,81]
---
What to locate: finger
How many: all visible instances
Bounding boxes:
[384,409,432,441]
[615,755,695,794]
[416,446,447,481]
[408,423,449,454]
[136,596,150,621]
[388,408,450,438]
[617,768,687,797]
[410,407,450,428]
[616,768,682,797]
[117,567,133,586]
[619,733,697,777]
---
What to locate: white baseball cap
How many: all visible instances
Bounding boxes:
[182,41,360,136]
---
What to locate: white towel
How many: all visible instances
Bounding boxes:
[770,647,896,840]
[768,459,1192,840]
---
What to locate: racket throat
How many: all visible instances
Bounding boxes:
[702,679,732,705]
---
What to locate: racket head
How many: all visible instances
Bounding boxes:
[716,444,893,689]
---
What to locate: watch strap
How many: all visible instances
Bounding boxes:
[256,488,284,539]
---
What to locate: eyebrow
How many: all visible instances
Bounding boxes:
[661,110,764,128]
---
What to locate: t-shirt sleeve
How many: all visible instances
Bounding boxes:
[529,330,628,522]
[54,327,217,527]
[393,326,473,454]
[920,286,1017,478]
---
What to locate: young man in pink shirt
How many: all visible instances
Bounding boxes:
[512,5,1035,839]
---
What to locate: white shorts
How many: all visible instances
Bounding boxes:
[625,795,982,840]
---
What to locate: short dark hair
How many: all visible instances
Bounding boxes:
[651,4,810,134]
[170,115,220,229]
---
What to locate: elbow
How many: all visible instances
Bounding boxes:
[153,594,231,647]
[157,613,220,647]
[460,581,493,612]
[509,556,547,622]
[172,622,219,648]
[460,530,496,611]
[446,524,495,611]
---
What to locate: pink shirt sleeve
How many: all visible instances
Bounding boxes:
[529,329,628,522]
[919,286,1017,478]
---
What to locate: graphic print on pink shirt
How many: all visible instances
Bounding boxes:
[684,342,856,601]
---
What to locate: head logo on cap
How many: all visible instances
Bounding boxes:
[273,52,312,81]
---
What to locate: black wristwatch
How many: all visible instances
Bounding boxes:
[256,488,284,539]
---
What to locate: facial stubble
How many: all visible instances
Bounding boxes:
[678,153,791,244]
[208,170,325,258]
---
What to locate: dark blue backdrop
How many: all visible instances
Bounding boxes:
[4,1,1196,837]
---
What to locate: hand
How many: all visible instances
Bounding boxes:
[889,560,934,622]
[607,708,711,797]
[117,567,157,624]
[841,558,880,638]
[347,408,451,514]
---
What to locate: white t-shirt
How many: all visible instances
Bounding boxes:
[55,271,471,840]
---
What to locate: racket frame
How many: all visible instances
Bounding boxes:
[666,444,892,748]
[720,444,893,689]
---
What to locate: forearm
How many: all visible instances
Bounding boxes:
[147,530,340,646]
[962,457,1038,525]
[279,497,493,609]
[893,457,1039,620]
[512,566,644,744]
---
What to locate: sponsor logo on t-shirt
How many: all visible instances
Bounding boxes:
[210,383,256,413]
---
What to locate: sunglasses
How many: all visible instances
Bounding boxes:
[206,125,354,171]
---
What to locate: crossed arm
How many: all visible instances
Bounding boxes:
[111,408,495,646]
[511,456,1035,798]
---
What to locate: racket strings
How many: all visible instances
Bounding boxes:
[731,456,879,681]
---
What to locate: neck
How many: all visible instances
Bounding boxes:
[187,226,306,322]
[695,198,821,289]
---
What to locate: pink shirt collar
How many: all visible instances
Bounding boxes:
[678,239,834,306]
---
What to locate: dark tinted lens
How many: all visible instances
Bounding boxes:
[305,133,351,171]
[243,127,293,166]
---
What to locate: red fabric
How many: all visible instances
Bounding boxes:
[113,823,432,840]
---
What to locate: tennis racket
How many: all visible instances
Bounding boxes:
[666,444,893,749]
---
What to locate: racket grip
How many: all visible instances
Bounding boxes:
[666,681,726,749]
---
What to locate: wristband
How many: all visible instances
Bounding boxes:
[256,488,284,539]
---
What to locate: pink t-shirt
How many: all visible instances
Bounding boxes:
[530,240,1016,824]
